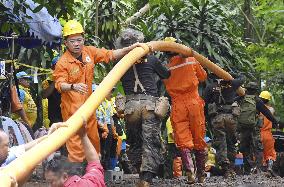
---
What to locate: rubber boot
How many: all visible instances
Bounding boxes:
[195,150,207,183]
[267,159,277,177]
[222,162,236,179]
[120,152,137,174]
[180,149,195,183]
[136,172,154,187]
[136,180,150,187]
[173,157,182,178]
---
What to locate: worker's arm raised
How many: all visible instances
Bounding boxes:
[78,119,99,162]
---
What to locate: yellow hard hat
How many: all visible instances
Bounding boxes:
[164,37,177,42]
[63,20,84,37]
[259,91,272,100]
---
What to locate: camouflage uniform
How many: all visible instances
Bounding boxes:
[204,75,245,177]
[237,82,275,173]
[124,95,163,175]
[116,28,170,185]
[212,113,237,166]
[238,121,263,172]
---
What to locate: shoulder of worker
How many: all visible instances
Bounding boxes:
[147,54,158,61]
[56,51,71,65]
[85,45,112,53]
[146,55,162,65]
[185,56,199,63]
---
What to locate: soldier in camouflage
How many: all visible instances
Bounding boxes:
[115,28,171,187]
[238,82,279,174]
[204,73,245,178]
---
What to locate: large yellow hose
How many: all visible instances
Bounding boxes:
[0,41,244,186]
[147,41,245,95]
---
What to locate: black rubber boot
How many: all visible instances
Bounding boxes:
[195,150,207,183]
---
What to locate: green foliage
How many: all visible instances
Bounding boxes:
[75,0,130,83]
[33,0,79,19]
[245,0,284,119]
[0,0,31,34]
[133,0,253,74]
[1,0,283,119]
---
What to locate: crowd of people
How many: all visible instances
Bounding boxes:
[0,20,283,187]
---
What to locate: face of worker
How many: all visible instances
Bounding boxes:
[64,34,85,57]
[45,170,68,187]
[19,78,31,88]
[0,131,9,164]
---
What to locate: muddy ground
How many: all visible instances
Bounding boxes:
[24,174,284,187]
[106,174,284,187]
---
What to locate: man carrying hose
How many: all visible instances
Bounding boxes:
[204,72,245,178]
[115,28,171,187]
[53,20,145,162]
[163,37,207,184]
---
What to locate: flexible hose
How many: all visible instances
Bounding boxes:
[0,41,244,186]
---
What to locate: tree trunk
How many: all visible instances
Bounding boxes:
[95,0,99,37]
[243,0,254,42]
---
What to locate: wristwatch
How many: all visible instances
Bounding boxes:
[71,84,74,90]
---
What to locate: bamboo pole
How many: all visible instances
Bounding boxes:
[0,41,244,186]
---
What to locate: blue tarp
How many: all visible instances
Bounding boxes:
[0,0,62,49]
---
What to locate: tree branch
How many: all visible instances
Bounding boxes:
[124,3,150,26]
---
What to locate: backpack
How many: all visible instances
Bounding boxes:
[238,95,257,126]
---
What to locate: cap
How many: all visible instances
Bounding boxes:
[16,71,31,79]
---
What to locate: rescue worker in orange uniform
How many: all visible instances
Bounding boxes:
[259,91,277,174]
[163,37,207,183]
[53,20,146,162]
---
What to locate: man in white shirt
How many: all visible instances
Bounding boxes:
[0,128,47,167]
[0,121,69,168]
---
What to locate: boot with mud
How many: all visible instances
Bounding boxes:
[180,148,195,184]
[255,151,264,174]
[195,150,207,183]
[185,170,196,184]
[136,171,154,187]
[136,180,150,187]
[266,159,277,177]
[222,163,236,179]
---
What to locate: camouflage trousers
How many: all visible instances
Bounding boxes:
[212,113,237,166]
[124,94,163,175]
[239,124,263,170]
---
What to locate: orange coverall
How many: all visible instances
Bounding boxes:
[260,105,276,164]
[164,56,207,151]
[53,46,113,162]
